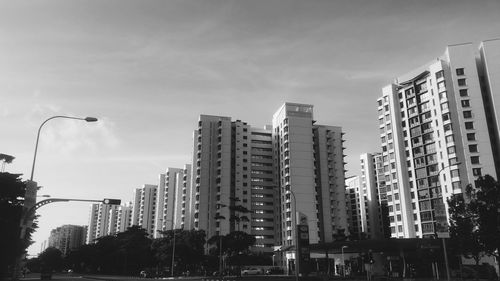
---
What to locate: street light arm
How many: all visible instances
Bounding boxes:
[30,115,98,180]
[437,162,461,177]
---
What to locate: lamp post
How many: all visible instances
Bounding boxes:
[215,204,227,279]
[30,116,98,181]
[435,162,461,281]
[21,115,98,238]
[14,115,98,279]
[341,246,348,277]
[171,229,176,277]
[289,189,299,281]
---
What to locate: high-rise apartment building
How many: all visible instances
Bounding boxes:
[132,184,158,237]
[48,225,86,256]
[360,153,389,239]
[86,203,117,243]
[109,203,133,234]
[478,39,500,177]
[272,103,348,249]
[154,165,191,238]
[345,176,362,239]
[378,42,499,238]
[189,115,276,252]
[188,103,348,259]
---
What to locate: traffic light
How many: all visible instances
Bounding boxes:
[102,198,121,205]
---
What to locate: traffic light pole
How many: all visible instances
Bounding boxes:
[20,198,121,239]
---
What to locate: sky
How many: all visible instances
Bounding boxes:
[1,0,499,256]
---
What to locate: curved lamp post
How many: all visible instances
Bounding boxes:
[30,116,98,181]
[289,189,299,281]
[436,162,461,281]
[14,115,98,279]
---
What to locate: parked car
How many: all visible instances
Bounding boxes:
[265,267,284,275]
[241,267,263,275]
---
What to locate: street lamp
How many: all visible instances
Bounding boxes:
[436,162,461,281]
[30,115,98,181]
[14,115,98,279]
[289,189,299,281]
[171,229,176,277]
[341,246,348,277]
[215,211,226,279]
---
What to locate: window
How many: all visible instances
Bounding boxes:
[459,89,468,97]
[452,181,461,190]
[435,70,444,79]
[437,81,446,91]
[467,133,476,141]
[442,113,450,122]
[456,68,465,76]
[465,122,474,130]
[471,156,480,164]
[458,78,467,86]
[445,135,454,143]
[473,168,482,176]
[463,111,472,118]
[447,146,455,154]
[469,144,478,153]
[451,169,460,178]
[461,100,471,107]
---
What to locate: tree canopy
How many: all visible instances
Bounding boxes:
[0,172,28,279]
[448,175,500,263]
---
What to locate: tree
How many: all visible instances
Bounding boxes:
[0,171,28,279]
[152,229,206,275]
[39,247,64,272]
[469,175,500,261]
[116,226,153,275]
[224,231,255,256]
[448,192,484,266]
[448,175,500,278]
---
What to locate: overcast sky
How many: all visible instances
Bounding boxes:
[1,0,499,255]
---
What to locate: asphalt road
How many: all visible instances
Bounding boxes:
[21,273,206,281]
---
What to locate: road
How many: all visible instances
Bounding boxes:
[21,273,206,281]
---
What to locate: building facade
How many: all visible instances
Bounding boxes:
[86,203,117,243]
[154,165,192,238]
[345,176,362,239]
[272,103,348,273]
[187,103,348,260]
[48,225,87,256]
[378,42,499,238]
[132,184,158,237]
[188,115,277,252]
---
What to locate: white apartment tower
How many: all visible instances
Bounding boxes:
[478,39,500,177]
[48,225,86,256]
[132,184,158,237]
[154,165,192,238]
[115,203,133,233]
[360,153,389,239]
[86,203,99,243]
[345,176,362,239]
[378,42,499,238]
[86,202,132,243]
[272,103,348,248]
[86,203,116,243]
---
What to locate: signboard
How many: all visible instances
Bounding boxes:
[296,212,310,276]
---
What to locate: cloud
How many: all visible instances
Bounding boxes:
[39,116,119,157]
